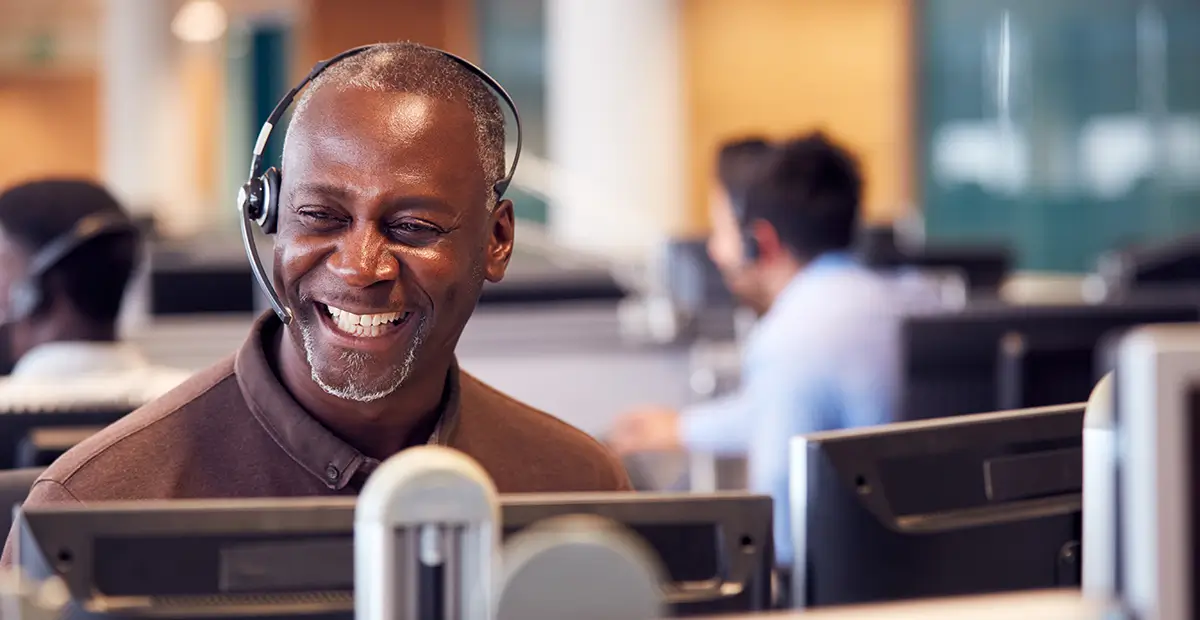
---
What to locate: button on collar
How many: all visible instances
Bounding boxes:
[325,464,340,482]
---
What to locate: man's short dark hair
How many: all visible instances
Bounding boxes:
[286,41,506,208]
[716,137,774,198]
[0,179,139,323]
[742,132,862,261]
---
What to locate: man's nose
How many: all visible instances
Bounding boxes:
[327,225,400,288]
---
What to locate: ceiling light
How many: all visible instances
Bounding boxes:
[172,0,228,43]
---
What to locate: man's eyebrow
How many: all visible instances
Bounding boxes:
[385,195,456,212]
[289,182,352,201]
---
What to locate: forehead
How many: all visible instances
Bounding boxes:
[283,85,482,199]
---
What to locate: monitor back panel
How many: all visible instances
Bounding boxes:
[901,301,1200,420]
[19,493,773,619]
[795,404,1085,608]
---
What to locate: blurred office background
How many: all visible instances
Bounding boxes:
[2,0,1199,484]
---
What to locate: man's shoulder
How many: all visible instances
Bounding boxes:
[456,371,632,491]
[37,356,241,496]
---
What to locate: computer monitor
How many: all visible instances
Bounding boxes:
[905,245,1011,297]
[1095,231,1200,297]
[790,403,1085,609]
[901,299,1200,420]
[994,325,1133,412]
[1110,324,1200,620]
[17,492,773,619]
[660,238,738,341]
[855,230,1012,299]
[0,402,134,469]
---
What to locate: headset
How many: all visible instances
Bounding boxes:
[727,188,760,263]
[6,211,139,323]
[237,44,524,326]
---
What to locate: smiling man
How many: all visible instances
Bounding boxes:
[1,44,630,560]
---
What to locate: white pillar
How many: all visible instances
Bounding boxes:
[544,0,685,264]
[101,0,201,237]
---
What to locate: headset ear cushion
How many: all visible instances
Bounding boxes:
[259,168,282,235]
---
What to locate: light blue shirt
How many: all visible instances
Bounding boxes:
[679,253,944,565]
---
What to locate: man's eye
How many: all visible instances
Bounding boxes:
[296,208,342,226]
[298,209,332,221]
[395,222,434,233]
[390,221,444,236]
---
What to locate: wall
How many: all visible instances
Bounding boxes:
[296,0,477,71]
[181,45,224,220]
[681,0,913,233]
[0,72,99,190]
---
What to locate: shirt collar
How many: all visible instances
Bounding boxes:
[11,341,149,379]
[766,250,858,317]
[235,312,461,491]
[802,250,856,275]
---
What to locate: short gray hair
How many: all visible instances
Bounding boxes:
[284,42,507,207]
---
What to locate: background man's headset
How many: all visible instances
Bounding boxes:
[728,188,761,263]
[236,44,524,326]
[6,212,139,324]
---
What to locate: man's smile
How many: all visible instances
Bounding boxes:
[314,302,416,352]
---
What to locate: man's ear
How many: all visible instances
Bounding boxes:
[484,199,515,283]
[749,219,786,263]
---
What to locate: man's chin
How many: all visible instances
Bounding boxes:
[294,309,430,403]
[311,366,402,403]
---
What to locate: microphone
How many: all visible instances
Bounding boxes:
[355,446,499,620]
[236,197,292,324]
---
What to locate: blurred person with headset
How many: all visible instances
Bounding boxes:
[0,179,188,406]
[611,133,944,567]
[1,43,628,559]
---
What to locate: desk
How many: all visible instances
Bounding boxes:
[695,590,1107,619]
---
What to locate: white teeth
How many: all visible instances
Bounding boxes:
[323,305,404,337]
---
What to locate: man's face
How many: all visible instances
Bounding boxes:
[275,86,513,402]
[706,184,767,313]
[0,227,32,369]
[0,227,24,325]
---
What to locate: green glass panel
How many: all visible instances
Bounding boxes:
[919,0,1200,272]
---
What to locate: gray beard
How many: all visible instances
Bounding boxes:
[299,313,429,403]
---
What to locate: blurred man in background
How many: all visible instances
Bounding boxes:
[0,179,188,405]
[611,133,942,567]
[617,136,775,459]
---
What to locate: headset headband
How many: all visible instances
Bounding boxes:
[5,211,138,324]
[27,212,137,279]
[246,44,523,197]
